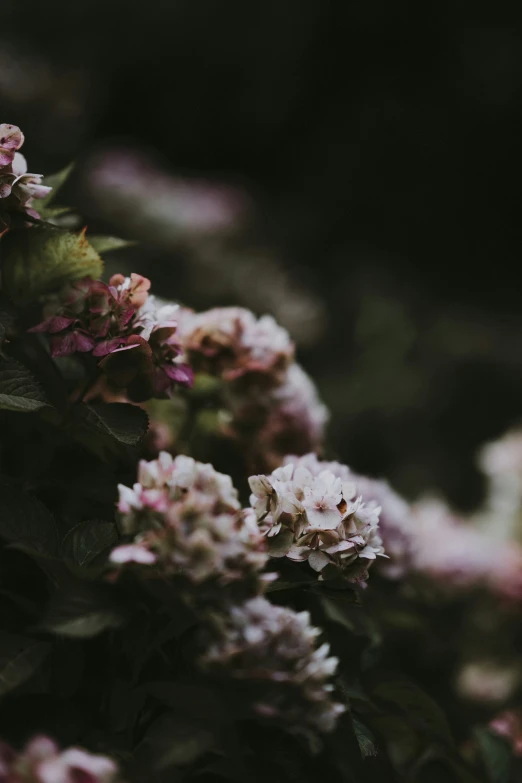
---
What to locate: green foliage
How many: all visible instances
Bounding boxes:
[39,581,128,638]
[0,482,58,556]
[61,519,118,567]
[88,235,136,254]
[2,225,103,305]
[75,402,149,445]
[0,631,50,696]
[474,728,512,783]
[0,357,49,412]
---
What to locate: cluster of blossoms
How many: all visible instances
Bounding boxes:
[407,499,522,599]
[248,453,386,581]
[0,736,119,783]
[201,596,344,737]
[225,363,329,472]
[110,452,268,588]
[179,306,294,385]
[112,454,345,739]
[176,307,328,470]
[0,124,51,231]
[30,274,193,401]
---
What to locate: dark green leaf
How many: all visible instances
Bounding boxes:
[352,717,378,758]
[474,728,512,783]
[39,582,127,638]
[0,631,49,696]
[0,484,58,556]
[2,225,103,305]
[138,713,215,769]
[75,403,149,446]
[266,528,295,557]
[62,520,118,567]
[371,676,454,746]
[0,358,49,412]
[88,235,136,254]
[38,163,74,210]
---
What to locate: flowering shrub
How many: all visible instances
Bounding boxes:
[0,123,518,783]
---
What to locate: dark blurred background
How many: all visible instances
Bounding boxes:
[4,0,522,510]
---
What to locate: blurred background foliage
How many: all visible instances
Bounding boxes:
[4,0,522,510]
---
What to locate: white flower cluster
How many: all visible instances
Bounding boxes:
[201,596,344,736]
[249,453,385,580]
[111,452,268,587]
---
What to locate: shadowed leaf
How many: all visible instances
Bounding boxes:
[0,358,49,412]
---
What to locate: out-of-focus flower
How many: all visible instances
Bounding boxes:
[248,454,385,581]
[111,453,268,590]
[30,277,193,402]
[346,474,414,580]
[0,735,119,783]
[409,499,522,599]
[85,147,247,239]
[0,123,51,228]
[490,710,522,756]
[201,596,344,737]
[478,429,522,543]
[457,661,520,704]
[226,364,329,472]
[178,306,294,387]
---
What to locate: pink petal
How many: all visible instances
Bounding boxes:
[110,544,157,565]
[92,338,126,357]
[0,124,24,151]
[164,363,194,387]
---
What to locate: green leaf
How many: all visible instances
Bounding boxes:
[37,163,74,210]
[370,676,454,746]
[138,713,215,769]
[0,483,58,556]
[266,528,295,557]
[2,225,103,305]
[0,632,49,697]
[74,402,149,445]
[352,717,378,758]
[0,358,49,412]
[39,582,127,638]
[474,728,512,783]
[61,520,118,567]
[88,235,136,254]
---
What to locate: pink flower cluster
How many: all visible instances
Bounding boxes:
[249,453,385,581]
[176,308,328,471]
[0,735,119,783]
[201,596,344,737]
[408,499,522,599]
[0,123,51,230]
[111,453,268,587]
[179,306,294,385]
[30,274,193,401]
